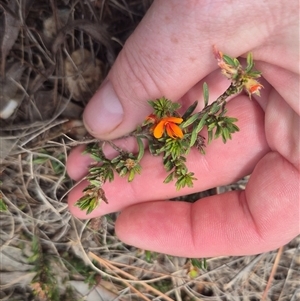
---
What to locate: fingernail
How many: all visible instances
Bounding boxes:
[83,81,123,136]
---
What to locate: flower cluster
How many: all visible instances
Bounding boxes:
[75,49,263,214]
[214,47,263,97]
[147,115,184,139]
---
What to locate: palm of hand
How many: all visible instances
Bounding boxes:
[67,0,299,256]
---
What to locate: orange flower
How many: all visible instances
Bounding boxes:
[153,117,184,139]
[244,78,263,97]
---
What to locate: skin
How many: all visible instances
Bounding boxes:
[67,0,299,257]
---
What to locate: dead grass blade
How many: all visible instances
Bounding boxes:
[89,251,175,301]
[52,19,115,62]
[0,1,21,76]
[262,246,284,300]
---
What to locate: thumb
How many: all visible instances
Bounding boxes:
[83,1,216,140]
[83,0,272,140]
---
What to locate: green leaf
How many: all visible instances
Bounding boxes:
[128,169,136,182]
[245,52,254,73]
[164,172,174,184]
[136,136,145,162]
[224,116,238,123]
[31,235,39,254]
[191,258,208,270]
[145,250,156,263]
[107,169,115,182]
[110,155,121,164]
[0,199,7,212]
[214,125,222,139]
[169,100,182,112]
[89,154,102,162]
[28,253,39,263]
[209,102,221,114]
[89,166,102,174]
[175,172,196,190]
[247,70,262,78]
[203,82,209,107]
[231,123,240,132]
[89,179,102,187]
[221,127,231,143]
[190,130,198,147]
[185,176,194,187]
[182,100,198,120]
[86,199,99,215]
[118,167,128,177]
[75,196,100,215]
[115,161,124,170]
[207,129,214,144]
[219,108,228,117]
[163,157,175,172]
[222,54,240,67]
[196,112,209,132]
[148,97,181,117]
[207,122,216,131]
[189,111,209,146]
[33,157,49,164]
[148,141,158,156]
[181,113,200,128]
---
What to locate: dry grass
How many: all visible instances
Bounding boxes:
[0,0,299,300]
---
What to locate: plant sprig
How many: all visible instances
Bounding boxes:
[75,49,263,214]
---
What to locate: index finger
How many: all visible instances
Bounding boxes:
[114,152,300,257]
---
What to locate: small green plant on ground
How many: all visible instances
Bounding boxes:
[28,235,100,300]
[0,197,7,212]
[29,235,60,301]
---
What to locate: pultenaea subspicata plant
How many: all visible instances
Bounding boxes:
[75,48,263,214]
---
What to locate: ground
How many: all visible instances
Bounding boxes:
[0,0,299,300]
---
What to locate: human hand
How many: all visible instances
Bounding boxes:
[67,0,299,257]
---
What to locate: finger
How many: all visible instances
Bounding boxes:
[67,135,147,182]
[255,61,300,115]
[66,71,273,182]
[66,68,237,182]
[66,145,94,181]
[82,0,278,140]
[115,152,300,257]
[68,96,269,218]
